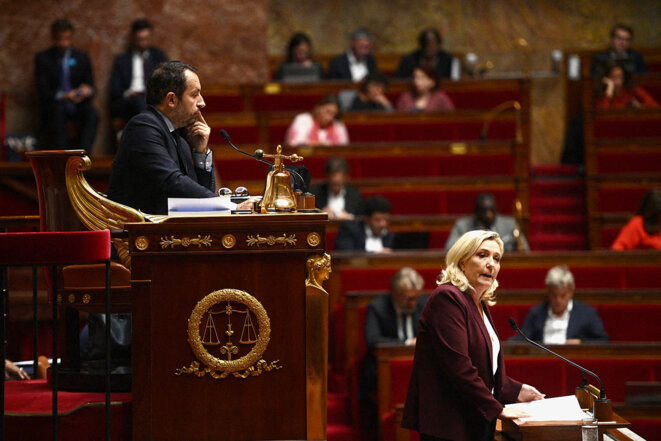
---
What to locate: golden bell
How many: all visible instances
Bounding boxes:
[260,145,303,213]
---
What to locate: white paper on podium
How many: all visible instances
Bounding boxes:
[167,196,237,216]
[505,395,591,422]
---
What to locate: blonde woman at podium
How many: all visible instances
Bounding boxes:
[402,230,544,441]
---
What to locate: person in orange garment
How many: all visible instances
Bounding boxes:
[595,61,658,109]
[612,189,661,250]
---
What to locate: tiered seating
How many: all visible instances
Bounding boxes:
[204,78,529,113]
[582,102,661,248]
[375,344,661,441]
[328,250,661,440]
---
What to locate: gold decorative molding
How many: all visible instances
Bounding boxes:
[65,154,167,269]
[160,235,212,249]
[68,294,76,303]
[56,294,63,303]
[221,234,236,249]
[82,293,91,304]
[175,288,282,380]
[246,233,296,247]
[306,232,321,248]
[135,236,149,251]
[305,253,332,291]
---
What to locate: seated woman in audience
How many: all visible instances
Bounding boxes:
[274,32,324,82]
[285,95,349,147]
[396,65,455,113]
[612,189,661,250]
[595,61,659,109]
[348,71,393,111]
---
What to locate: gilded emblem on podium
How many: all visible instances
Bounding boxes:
[175,288,282,379]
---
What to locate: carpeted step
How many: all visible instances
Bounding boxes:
[528,214,587,235]
[529,180,584,199]
[531,164,582,178]
[528,233,588,251]
[327,423,366,441]
[529,197,585,215]
[328,392,351,425]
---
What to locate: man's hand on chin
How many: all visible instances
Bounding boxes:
[187,111,210,153]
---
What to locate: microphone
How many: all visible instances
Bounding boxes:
[508,317,606,399]
[220,129,273,167]
[219,129,310,193]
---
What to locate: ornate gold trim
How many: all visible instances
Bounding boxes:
[135,236,149,251]
[65,155,169,269]
[160,235,212,249]
[305,253,331,439]
[246,234,296,247]
[306,232,321,248]
[56,294,63,303]
[221,234,236,249]
[82,293,91,304]
[68,294,76,303]
[175,288,282,379]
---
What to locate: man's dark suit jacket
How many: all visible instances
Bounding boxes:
[327,52,378,81]
[334,220,395,251]
[394,49,453,79]
[310,182,364,215]
[35,46,95,106]
[361,293,428,398]
[402,284,522,441]
[590,49,648,76]
[513,299,609,343]
[107,106,215,214]
[109,48,168,106]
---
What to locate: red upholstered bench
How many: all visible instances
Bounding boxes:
[596,304,661,341]
[203,95,244,113]
[565,358,657,403]
[504,358,566,397]
[596,151,661,174]
[594,118,661,139]
[361,188,516,216]
[208,124,259,145]
[598,187,651,213]
[339,268,440,294]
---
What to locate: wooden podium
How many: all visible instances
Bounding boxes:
[126,213,329,441]
[499,413,631,441]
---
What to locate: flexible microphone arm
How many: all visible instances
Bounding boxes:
[479,100,522,145]
[219,129,309,193]
[508,317,606,399]
[219,129,273,167]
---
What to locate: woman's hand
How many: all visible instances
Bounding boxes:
[500,407,529,419]
[518,384,545,402]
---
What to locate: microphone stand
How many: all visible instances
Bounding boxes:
[219,130,311,195]
[508,318,612,420]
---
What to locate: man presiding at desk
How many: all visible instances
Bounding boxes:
[108,61,217,215]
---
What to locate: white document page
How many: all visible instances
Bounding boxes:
[504,395,591,422]
[167,196,237,216]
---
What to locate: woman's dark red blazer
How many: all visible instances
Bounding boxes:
[402,283,522,440]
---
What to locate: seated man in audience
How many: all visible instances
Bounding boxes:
[327,28,378,82]
[110,19,168,127]
[395,27,453,79]
[35,19,99,152]
[513,266,609,344]
[361,267,427,427]
[310,156,364,220]
[445,192,529,252]
[335,195,393,252]
[590,24,648,77]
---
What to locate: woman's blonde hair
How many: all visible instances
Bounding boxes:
[438,230,504,305]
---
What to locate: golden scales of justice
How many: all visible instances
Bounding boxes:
[201,302,258,361]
